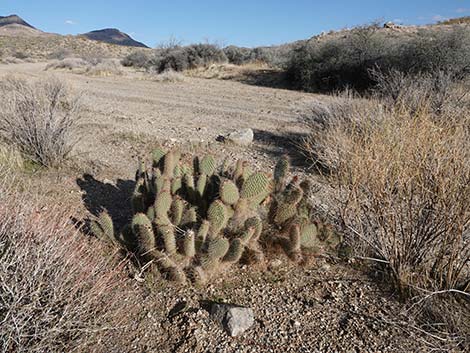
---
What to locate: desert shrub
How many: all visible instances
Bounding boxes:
[12,50,28,60]
[298,91,384,173]
[46,57,122,76]
[371,69,469,116]
[85,58,123,76]
[288,24,387,91]
[0,180,130,352]
[223,45,293,67]
[121,50,152,68]
[299,88,470,344]
[397,26,470,79]
[48,48,73,60]
[0,76,82,167]
[46,57,88,70]
[287,25,470,92]
[151,69,186,83]
[147,43,227,73]
[91,151,341,284]
[223,46,253,65]
[438,17,470,25]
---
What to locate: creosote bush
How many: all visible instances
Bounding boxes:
[0,76,82,167]
[91,152,341,284]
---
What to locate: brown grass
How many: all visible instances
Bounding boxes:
[300,92,470,346]
[0,176,133,352]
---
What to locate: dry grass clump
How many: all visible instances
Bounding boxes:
[0,179,131,352]
[46,57,123,76]
[0,76,82,167]
[298,91,385,173]
[151,69,186,83]
[85,58,123,76]
[45,57,88,71]
[300,88,470,346]
[0,145,24,171]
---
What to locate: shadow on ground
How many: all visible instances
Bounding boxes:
[227,69,293,90]
[253,129,309,168]
[76,174,135,232]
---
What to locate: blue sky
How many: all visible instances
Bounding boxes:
[1,1,469,47]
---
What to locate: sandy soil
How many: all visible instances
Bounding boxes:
[0,62,441,352]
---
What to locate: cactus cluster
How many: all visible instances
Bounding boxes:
[268,155,341,261]
[91,149,341,284]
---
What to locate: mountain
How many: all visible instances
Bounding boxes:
[0,14,49,37]
[0,14,35,28]
[81,28,148,48]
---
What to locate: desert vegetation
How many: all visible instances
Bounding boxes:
[287,24,470,92]
[1,15,469,353]
[0,173,132,352]
[91,151,340,284]
[122,43,227,73]
[0,76,82,167]
[298,70,470,346]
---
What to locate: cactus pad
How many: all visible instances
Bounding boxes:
[223,239,244,263]
[207,200,228,234]
[220,179,240,205]
[199,155,216,175]
[152,147,166,167]
[132,213,155,255]
[240,172,270,200]
[300,223,319,248]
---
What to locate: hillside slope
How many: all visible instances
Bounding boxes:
[82,28,148,48]
[0,14,50,37]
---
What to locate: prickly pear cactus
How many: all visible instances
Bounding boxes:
[91,147,341,285]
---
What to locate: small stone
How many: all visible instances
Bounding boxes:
[268,259,283,270]
[222,128,254,146]
[210,303,254,337]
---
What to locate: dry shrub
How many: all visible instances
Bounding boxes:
[151,69,186,83]
[300,91,470,346]
[46,58,123,76]
[0,145,24,171]
[45,57,88,71]
[0,76,82,167]
[299,91,385,173]
[85,59,123,76]
[371,69,469,116]
[0,180,131,352]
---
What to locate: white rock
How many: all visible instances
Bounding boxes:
[223,128,254,146]
[210,303,255,337]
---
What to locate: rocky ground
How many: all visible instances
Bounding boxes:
[0,62,444,352]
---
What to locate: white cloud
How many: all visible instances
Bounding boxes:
[65,20,77,25]
[393,18,403,23]
[456,8,470,14]
[432,15,447,21]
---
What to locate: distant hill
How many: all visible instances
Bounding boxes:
[0,14,35,28]
[0,14,49,37]
[81,28,148,48]
[438,16,470,25]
